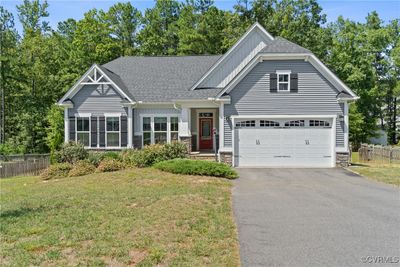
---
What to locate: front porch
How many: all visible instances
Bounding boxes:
[178,103,223,154]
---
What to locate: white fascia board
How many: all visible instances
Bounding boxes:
[58,64,97,104]
[189,23,274,91]
[58,64,135,104]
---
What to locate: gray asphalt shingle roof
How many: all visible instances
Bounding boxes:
[102,55,221,102]
[261,37,312,54]
[99,37,313,102]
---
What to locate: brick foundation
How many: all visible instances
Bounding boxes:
[219,151,233,166]
[336,152,350,167]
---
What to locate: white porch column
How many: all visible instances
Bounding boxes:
[64,108,69,143]
[179,107,191,137]
[344,101,349,152]
[127,107,133,148]
[219,102,224,149]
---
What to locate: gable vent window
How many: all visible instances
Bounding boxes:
[284,120,305,127]
[260,120,280,127]
[76,117,90,146]
[278,73,290,91]
[236,120,256,128]
[310,120,330,127]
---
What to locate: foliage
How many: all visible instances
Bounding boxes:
[96,158,124,172]
[46,104,64,161]
[102,151,121,160]
[54,141,88,164]
[125,142,187,168]
[40,163,72,180]
[68,160,96,177]
[154,159,238,179]
[87,151,104,167]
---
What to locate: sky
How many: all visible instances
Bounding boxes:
[2,0,400,34]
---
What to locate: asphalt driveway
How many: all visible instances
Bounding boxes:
[233,168,400,267]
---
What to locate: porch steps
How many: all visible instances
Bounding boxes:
[188,152,217,161]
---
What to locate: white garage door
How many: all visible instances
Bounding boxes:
[235,119,334,167]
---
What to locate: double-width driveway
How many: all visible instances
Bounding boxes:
[233,168,400,267]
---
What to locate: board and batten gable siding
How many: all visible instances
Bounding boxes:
[223,59,345,147]
[68,84,128,116]
[199,29,272,89]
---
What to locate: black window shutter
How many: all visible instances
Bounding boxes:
[121,116,128,147]
[99,116,105,147]
[270,73,277,93]
[91,117,97,147]
[290,73,298,93]
[69,117,75,142]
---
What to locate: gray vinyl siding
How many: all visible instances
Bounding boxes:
[134,108,180,133]
[200,29,271,88]
[224,60,345,147]
[69,84,127,116]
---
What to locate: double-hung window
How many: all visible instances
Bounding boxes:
[106,117,120,147]
[154,117,167,144]
[277,71,290,92]
[170,117,179,142]
[143,117,152,146]
[76,117,90,146]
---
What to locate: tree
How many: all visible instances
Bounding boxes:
[138,0,180,55]
[0,7,19,144]
[104,2,142,56]
[46,104,64,160]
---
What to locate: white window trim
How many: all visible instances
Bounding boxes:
[75,116,91,148]
[140,114,180,147]
[105,115,121,148]
[276,70,291,92]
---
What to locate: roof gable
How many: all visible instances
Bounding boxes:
[58,64,134,105]
[191,22,274,90]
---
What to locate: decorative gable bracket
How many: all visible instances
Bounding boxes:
[58,64,135,105]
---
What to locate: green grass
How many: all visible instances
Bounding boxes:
[0,168,240,266]
[349,152,400,186]
[154,159,238,179]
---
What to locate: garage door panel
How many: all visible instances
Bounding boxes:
[236,119,333,167]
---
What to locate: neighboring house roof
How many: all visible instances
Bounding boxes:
[102,55,221,102]
[261,37,312,54]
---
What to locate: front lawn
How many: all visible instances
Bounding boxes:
[349,152,400,186]
[0,168,240,266]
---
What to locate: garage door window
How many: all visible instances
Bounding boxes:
[236,120,256,127]
[309,120,330,127]
[284,120,305,127]
[260,120,280,127]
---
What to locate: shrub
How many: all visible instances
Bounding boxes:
[87,152,104,167]
[126,142,188,168]
[97,158,124,172]
[54,142,88,164]
[41,163,72,180]
[68,160,96,177]
[154,159,238,179]
[102,151,120,160]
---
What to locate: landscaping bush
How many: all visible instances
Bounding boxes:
[68,160,96,177]
[102,151,121,160]
[97,158,124,172]
[40,163,73,180]
[126,142,188,168]
[87,152,104,167]
[54,142,88,164]
[154,159,238,179]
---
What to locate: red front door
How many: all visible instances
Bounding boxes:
[199,118,213,150]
